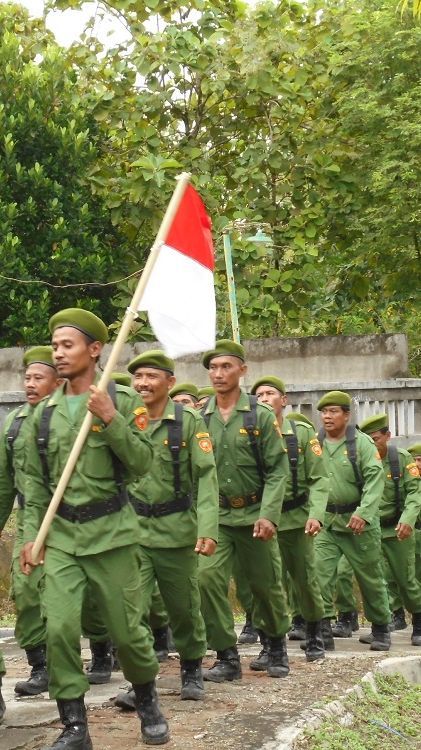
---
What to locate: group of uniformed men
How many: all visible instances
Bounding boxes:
[0,307,420,749]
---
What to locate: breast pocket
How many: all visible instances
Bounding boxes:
[83,434,114,479]
[158,444,190,484]
[235,431,255,466]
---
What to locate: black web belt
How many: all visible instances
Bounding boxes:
[326,500,359,515]
[219,490,263,510]
[16,492,25,509]
[129,493,192,518]
[56,494,128,524]
[282,492,308,513]
[380,510,401,528]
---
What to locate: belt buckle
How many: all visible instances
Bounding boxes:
[230,496,245,509]
[77,506,89,523]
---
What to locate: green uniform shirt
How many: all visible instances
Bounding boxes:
[0,403,33,535]
[203,392,288,527]
[129,399,219,548]
[23,382,153,556]
[278,417,329,531]
[322,429,385,532]
[380,448,421,538]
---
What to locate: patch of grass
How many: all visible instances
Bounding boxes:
[297,673,421,750]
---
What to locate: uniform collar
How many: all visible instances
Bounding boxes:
[204,390,250,417]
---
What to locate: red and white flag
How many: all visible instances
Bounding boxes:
[138,184,216,358]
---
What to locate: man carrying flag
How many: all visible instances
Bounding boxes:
[20,309,169,748]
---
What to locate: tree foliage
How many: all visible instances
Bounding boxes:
[1,0,420,373]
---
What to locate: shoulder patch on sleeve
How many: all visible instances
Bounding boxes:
[407,462,420,478]
[374,450,382,460]
[310,439,322,456]
[134,412,149,431]
[196,432,210,439]
[134,406,148,416]
[198,437,213,453]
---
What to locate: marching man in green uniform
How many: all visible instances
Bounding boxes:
[0,347,60,697]
[114,350,219,709]
[248,376,329,664]
[408,443,421,583]
[314,391,391,651]
[198,341,291,681]
[20,309,169,748]
[358,415,421,646]
[169,382,199,409]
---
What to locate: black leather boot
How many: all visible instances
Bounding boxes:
[392,607,407,631]
[411,612,421,646]
[249,632,269,671]
[114,685,136,711]
[288,615,306,641]
[86,640,112,684]
[15,644,49,696]
[351,610,359,631]
[320,618,335,651]
[133,680,170,745]
[180,659,204,700]
[238,613,259,644]
[43,697,93,750]
[0,676,5,724]
[267,636,289,678]
[332,612,353,638]
[305,621,325,662]
[153,627,169,663]
[370,624,391,651]
[203,646,242,683]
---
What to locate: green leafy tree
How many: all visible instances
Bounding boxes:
[0,4,128,345]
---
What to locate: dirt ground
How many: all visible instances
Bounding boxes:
[7,648,386,750]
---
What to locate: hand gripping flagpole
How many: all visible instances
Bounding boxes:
[31,172,192,564]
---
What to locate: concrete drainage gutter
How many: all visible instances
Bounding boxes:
[260,656,421,750]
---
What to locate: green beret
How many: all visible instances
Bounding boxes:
[111,372,132,388]
[360,413,389,434]
[198,386,215,399]
[202,339,245,369]
[23,346,56,370]
[128,349,174,375]
[317,391,352,410]
[49,308,108,344]
[287,411,315,429]
[169,382,199,400]
[251,376,286,395]
[407,443,421,458]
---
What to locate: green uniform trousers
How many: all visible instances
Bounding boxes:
[198,525,290,651]
[232,528,323,622]
[315,527,390,625]
[43,544,158,699]
[334,555,358,614]
[138,546,205,660]
[148,585,170,632]
[0,648,5,675]
[381,535,421,613]
[81,581,169,642]
[388,529,421,611]
[276,528,324,622]
[11,545,46,650]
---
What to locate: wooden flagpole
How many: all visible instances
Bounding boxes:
[31,172,191,563]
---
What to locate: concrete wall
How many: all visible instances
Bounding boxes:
[0,333,408,392]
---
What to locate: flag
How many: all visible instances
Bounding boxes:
[138,184,216,358]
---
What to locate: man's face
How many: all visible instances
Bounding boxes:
[172,393,197,408]
[196,396,210,410]
[208,355,246,393]
[414,455,421,473]
[24,363,59,405]
[368,429,390,456]
[321,405,350,437]
[132,367,175,407]
[255,385,286,418]
[52,327,101,380]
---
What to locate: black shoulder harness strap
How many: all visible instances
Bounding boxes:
[202,395,265,484]
[37,381,126,497]
[319,424,364,496]
[167,402,184,498]
[387,444,402,507]
[284,420,299,501]
[6,408,26,454]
